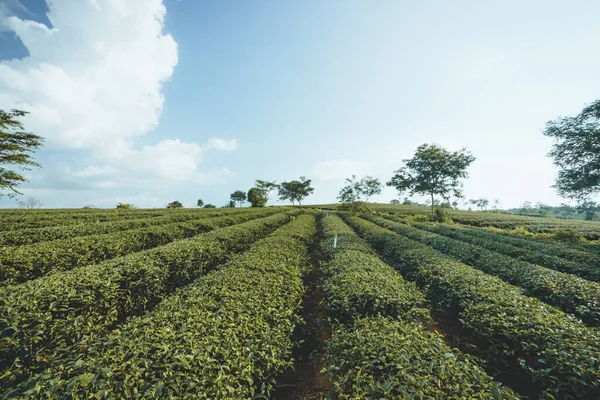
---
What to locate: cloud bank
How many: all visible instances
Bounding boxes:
[0,0,235,189]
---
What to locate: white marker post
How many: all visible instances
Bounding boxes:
[334,233,337,249]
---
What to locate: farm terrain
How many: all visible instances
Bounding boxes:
[1,205,600,399]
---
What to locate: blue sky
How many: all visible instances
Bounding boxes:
[1,0,599,208]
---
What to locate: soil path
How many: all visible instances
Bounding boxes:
[272,240,332,399]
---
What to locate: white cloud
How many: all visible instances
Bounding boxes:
[206,138,237,151]
[22,138,238,192]
[196,166,237,184]
[71,164,116,178]
[313,159,371,182]
[0,0,177,149]
[123,139,203,182]
[0,0,236,188]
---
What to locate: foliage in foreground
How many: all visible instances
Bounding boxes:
[0,212,295,389]
[0,208,231,246]
[0,208,279,284]
[343,214,600,399]
[324,317,517,400]
[414,218,600,282]
[319,214,517,399]
[7,214,316,398]
[368,215,600,326]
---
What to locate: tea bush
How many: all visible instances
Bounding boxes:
[0,211,297,388]
[365,215,600,326]
[0,208,279,284]
[6,213,316,399]
[342,214,600,400]
[319,214,518,399]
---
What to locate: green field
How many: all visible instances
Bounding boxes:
[1,206,600,399]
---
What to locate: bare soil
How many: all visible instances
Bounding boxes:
[271,242,332,399]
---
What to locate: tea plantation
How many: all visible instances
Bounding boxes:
[1,206,599,399]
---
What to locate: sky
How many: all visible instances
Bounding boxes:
[0,0,599,209]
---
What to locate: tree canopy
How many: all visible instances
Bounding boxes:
[576,200,599,221]
[470,198,489,211]
[203,203,216,208]
[222,200,236,208]
[387,144,475,216]
[278,176,314,206]
[1,109,44,197]
[167,200,183,209]
[230,190,246,207]
[17,197,43,209]
[255,180,279,204]
[543,99,600,204]
[337,175,382,204]
[196,199,204,207]
[247,187,266,207]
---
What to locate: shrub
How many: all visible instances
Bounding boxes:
[0,212,297,389]
[407,218,600,282]
[319,214,517,399]
[0,209,280,284]
[342,214,600,399]
[553,229,585,244]
[366,215,600,326]
[411,214,430,223]
[337,201,370,213]
[324,317,518,399]
[6,214,316,398]
[431,206,452,223]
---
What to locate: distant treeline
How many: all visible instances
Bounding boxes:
[506,203,599,221]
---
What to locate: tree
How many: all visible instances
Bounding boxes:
[17,196,43,209]
[387,144,476,216]
[543,99,600,203]
[520,201,533,215]
[535,202,551,217]
[440,201,453,209]
[576,199,599,221]
[337,175,362,204]
[492,199,501,211]
[1,109,45,197]
[247,187,266,207]
[222,200,236,208]
[390,199,401,205]
[338,175,382,205]
[116,203,135,209]
[230,190,246,207]
[361,176,382,202]
[469,198,489,211]
[167,200,184,209]
[255,180,279,204]
[557,203,576,219]
[203,203,216,208]
[278,176,314,206]
[196,199,204,208]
